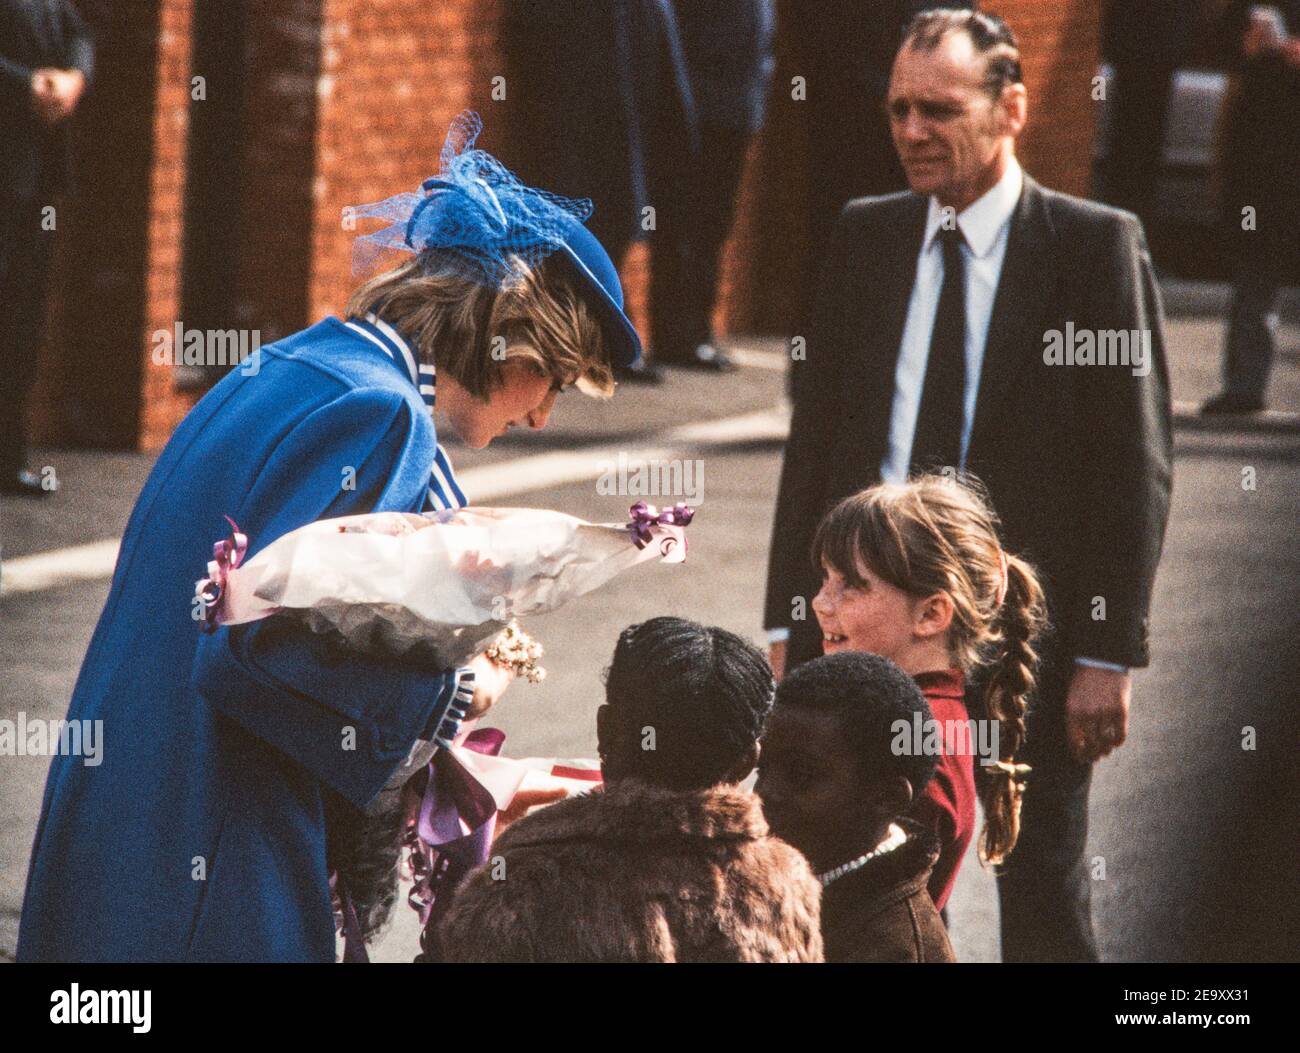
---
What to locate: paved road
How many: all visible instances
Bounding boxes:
[1,283,1296,962]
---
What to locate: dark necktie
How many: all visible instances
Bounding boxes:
[909,225,968,476]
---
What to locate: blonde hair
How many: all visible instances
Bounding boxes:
[811,474,1048,865]
[345,251,615,399]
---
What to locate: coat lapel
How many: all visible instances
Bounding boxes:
[969,175,1059,446]
[842,193,928,478]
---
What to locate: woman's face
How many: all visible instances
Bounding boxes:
[441,358,567,449]
[812,559,918,664]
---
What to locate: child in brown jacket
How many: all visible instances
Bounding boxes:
[757,651,956,963]
[433,617,822,962]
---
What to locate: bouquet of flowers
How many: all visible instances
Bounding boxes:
[196,502,693,960]
[195,502,694,669]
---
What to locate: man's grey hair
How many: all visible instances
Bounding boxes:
[902,8,1024,98]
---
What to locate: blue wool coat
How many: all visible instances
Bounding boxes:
[17,318,467,962]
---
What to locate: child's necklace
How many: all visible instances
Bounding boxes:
[817,823,907,887]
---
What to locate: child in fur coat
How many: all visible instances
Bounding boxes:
[432,617,823,963]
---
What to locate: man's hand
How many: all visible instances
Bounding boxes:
[1244,10,1288,58]
[30,67,84,124]
[769,640,787,683]
[1065,664,1131,764]
[466,651,514,719]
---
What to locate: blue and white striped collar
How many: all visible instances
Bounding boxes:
[344,312,435,401]
[342,312,467,512]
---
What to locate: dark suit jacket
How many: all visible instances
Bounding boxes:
[764,174,1174,674]
[0,0,94,200]
[1220,0,1300,224]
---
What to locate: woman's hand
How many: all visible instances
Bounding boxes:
[465,652,515,719]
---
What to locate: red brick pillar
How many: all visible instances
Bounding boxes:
[138,0,198,450]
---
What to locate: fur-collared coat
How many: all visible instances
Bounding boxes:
[820,823,956,964]
[434,779,823,962]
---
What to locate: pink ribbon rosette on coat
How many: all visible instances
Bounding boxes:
[194,502,693,666]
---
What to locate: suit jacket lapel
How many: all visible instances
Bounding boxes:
[845,193,928,478]
[970,175,1059,446]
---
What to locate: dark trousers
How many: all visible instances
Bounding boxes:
[649,124,750,360]
[0,189,58,474]
[1220,204,1297,402]
[992,656,1100,962]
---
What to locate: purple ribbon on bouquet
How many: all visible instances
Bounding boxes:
[627,501,695,550]
[195,516,248,633]
[405,727,506,958]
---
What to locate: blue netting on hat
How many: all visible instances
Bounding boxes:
[346,111,594,288]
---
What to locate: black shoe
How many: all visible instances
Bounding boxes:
[663,343,737,374]
[1,467,55,497]
[614,360,666,385]
[1201,392,1265,415]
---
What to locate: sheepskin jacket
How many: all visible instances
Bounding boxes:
[434,779,824,962]
[820,822,956,963]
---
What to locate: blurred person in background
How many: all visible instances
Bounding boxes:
[1101,0,1198,234]
[0,0,94,496]
[649,0,775,374]
[502,0,700,385]
[1202,1,1300,414]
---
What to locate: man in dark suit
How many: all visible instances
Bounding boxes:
[764,9,1173,962]
[784,0,975,339]
[0,0,93,496]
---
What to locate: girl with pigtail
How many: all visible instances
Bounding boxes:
[808,473,1048,911]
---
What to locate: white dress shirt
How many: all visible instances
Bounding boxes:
[879,158,1023,484]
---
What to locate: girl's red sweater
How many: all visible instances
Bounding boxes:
[909,668,977,912]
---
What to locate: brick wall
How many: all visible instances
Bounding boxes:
[33,0,1101,451]
[137,0,197,450]
[985,0,1101,197]
[309,0,507,323]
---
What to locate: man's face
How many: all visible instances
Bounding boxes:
[887,32,1016,208]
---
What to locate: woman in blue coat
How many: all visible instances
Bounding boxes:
[16,113,642,962]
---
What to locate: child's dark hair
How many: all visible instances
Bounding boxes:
[811,475,1049,864]
[775,652,937,798]
[602,617,774,791]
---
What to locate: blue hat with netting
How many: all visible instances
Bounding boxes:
[346,111,641,368]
